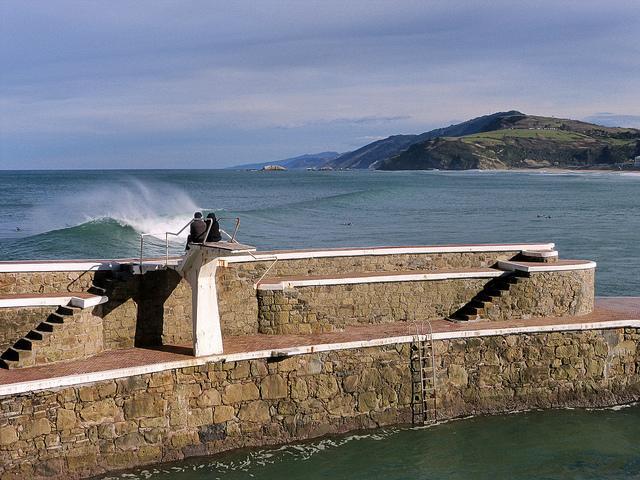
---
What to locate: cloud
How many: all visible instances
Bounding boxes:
[1,0,639,168]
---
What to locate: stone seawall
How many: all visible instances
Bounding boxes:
[0,271,96,295]
[485,270,595,321]
[257,278,489,334]
[217,250,521,334]
[0,270,193,358]
[0,307,54,352]
[0,250,523,354]
[1,327,639,479]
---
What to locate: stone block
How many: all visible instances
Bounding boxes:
[0,425,18,445]
[187,408,213,427]
[230,362,250,380]
[124,393,167,419]
[310,375,339,399]
[56,408,77,430]
[79,399,119,424]
[213,405,236,423]
[222,383,260,404]
[238,401,270,423]
[291,378,308,400]
[197,389,222,407]
[199,423,226,442]
[260,374,288,399]
[170,431,198,449]
[357,391,379,413]
[115,432,145,450]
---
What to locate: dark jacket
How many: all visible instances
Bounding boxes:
[189,218,207,244]
[205,215,222,242]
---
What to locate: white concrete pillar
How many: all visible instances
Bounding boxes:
[179,242,256,357]
[183,250,223,356]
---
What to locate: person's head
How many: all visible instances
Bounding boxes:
[194,212,203,219]
[206,213,217,221]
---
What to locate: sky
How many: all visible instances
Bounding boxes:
[1,0,639,169]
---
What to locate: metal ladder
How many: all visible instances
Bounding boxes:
[410,321,438,425]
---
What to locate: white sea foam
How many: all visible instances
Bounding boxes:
[31,178,210,239]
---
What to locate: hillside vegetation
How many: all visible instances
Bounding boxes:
[377,113,640,170]
[328,111,525,170]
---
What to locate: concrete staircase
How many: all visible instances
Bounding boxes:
[0,274,112,369]
[0,305,84,369]
[450,272,527,321]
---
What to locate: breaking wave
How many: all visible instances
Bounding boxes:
[0,180,207,260]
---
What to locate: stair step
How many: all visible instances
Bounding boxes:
[13,338,33,351]
[486,288,507,297]
[87,285,107,295]
[26,330,49,341]
[468,299,486,309]
[461,305,483,315]
[47,313,66,324]
[0,358,17,369]
[36,321,56,333]
[56,305,76,316]
[1,347,33,362]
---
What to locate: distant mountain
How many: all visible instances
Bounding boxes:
[328,111,524,170]
[378,113,640,170]
[230,151,341,170]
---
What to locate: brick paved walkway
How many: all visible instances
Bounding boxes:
[1,297,638,387]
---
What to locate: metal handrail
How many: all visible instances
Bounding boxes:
[138,216,241,268]
[139,219,193,268]
[205,217,241,244]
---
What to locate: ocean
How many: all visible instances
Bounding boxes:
[1,169,639,295]
[2,169,640,479]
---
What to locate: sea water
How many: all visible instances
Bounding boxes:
[1,169,639,295]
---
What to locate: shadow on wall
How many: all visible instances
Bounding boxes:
[91,268,190,350]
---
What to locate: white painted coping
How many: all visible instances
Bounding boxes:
[0,257,183,274]
[70,295,109,309]
[257,269,505,291]
[0,244,553,273]
[0,316,637,397]
[521,250,559,258]
[0,295,107,309]
[498,260,596,273]
[0,260,121,273]
[219,243,556,265]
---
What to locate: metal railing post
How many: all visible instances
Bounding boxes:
[139,235,144,270]
[165,232,169,267]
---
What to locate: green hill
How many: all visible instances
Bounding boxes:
[328,111,525,169]
[377,113,640,170]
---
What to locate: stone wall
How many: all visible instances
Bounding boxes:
[0,344,412,479]
[1,327,639,479]
[257,278,489,334]
[29,309,104,367]
[217,250,521,335]
[485,270,595,321]
[0,271,96,295]
[0,269,194,356]
[0,307,54,352]
[435,328,639,415]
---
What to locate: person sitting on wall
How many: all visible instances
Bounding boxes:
[205,212,222,243]
[186,212,207,250]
